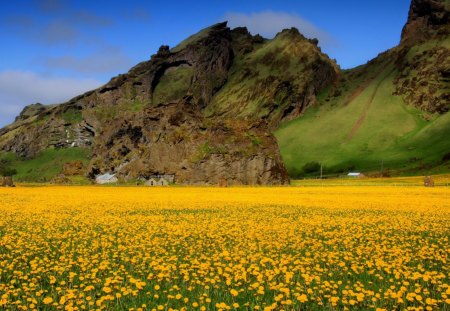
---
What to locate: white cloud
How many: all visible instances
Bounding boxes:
[42,47,133,75]
[0,70,102,127]
[225,11,334,46]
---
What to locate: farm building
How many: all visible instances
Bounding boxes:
[144,178,158,186]
[95,173,118,184]
[145,177,169,186]
[157,178,169,186]
[149,174,175,183]
[347,172,364,178]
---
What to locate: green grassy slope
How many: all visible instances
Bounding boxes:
[275,43,450,177]
[0,148,91,182]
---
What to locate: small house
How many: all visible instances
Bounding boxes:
[145,178,158,186]
[347,172,364,178]
[145,177,169,186]
[157,178,169,186]
[95,173,118,184]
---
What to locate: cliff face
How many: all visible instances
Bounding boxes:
[88,102,288,185]
[0,22,337,184]
[401,0,449,45]
[395,0,450,113]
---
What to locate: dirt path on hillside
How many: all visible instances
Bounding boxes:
[345,68,394,142]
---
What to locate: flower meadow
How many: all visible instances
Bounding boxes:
[0,186,449,311]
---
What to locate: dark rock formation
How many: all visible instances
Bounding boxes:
[394,45,450,113]
[401,0,449,44]
[393,0,450,113]
[88,102,289,185]
[15,103,47,122]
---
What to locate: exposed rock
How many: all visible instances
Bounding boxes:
[87,102,289,185]
[63,161,85,176]
[394,46,450,113]
[309,38,319,46]
[50,174,71,184]
[15,103,47,122]
[401,0,450,44]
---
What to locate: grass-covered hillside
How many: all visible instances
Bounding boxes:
[276,38,450,178]
[206,28,338,127]
[0,148,91,182]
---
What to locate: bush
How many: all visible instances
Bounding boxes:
[302,161,321,174]
[0,166,17,177]
[0,158,17,177]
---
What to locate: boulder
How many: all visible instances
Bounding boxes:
[50,174,71,184]
[63,161,85,176]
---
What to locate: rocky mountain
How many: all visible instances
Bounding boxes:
[276,0,450,177]
[0,22,338,184]
[1,0,448,182]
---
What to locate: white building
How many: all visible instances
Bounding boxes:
[95,173,118,184]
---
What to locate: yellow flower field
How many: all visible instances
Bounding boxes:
[0,186,449,310]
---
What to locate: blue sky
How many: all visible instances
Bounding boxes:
[0,0,410,127]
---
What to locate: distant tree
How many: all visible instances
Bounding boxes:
[302,161,321,174]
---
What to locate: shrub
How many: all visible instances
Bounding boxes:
[302,161,321,174]
[0,161,17,177]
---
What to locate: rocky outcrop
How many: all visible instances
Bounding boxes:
[401,0,449,45]
[87,101,289,185]
[15,103,47,122]
[394,45,450,114]
[391,0,450,114]
[208,26,339,128]
[63,161,85,176]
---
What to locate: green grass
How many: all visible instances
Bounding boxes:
[62,108,83,124]
[130,99,148,112]
[1,147,91,182]
[171,25,214,53]
[275,64,450,178]
[153,66,194,105]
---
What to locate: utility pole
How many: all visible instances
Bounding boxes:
[381,160,384,176]
[320,163,323,179]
